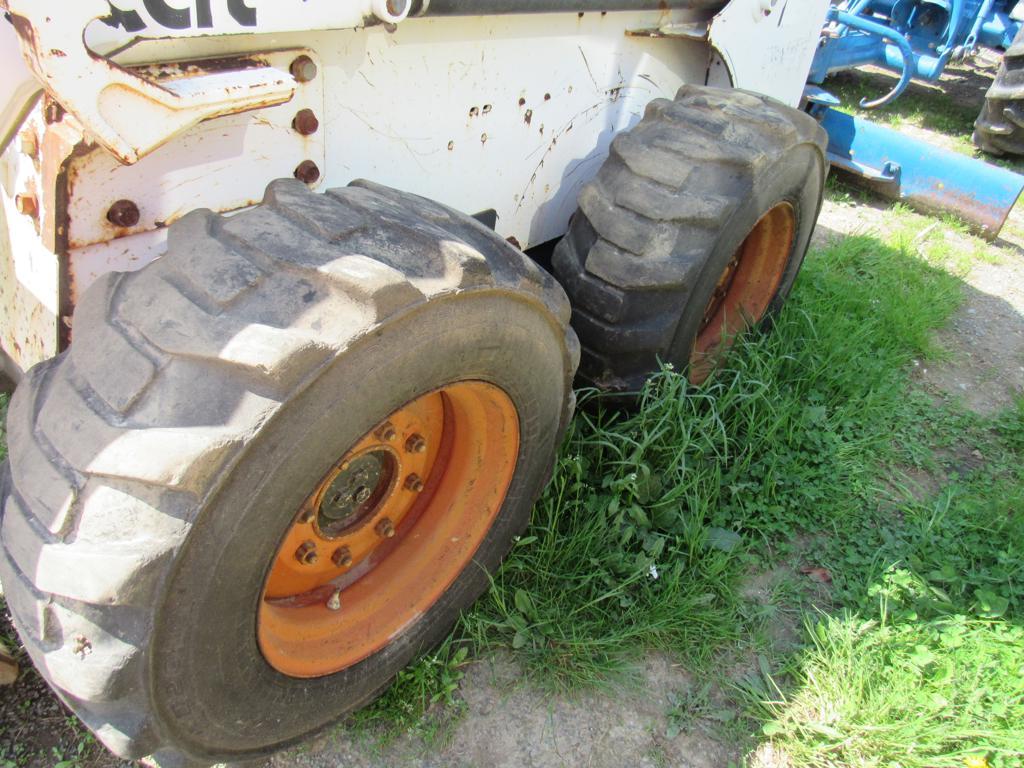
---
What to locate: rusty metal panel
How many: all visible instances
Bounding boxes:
[64,11,714,284]
[0,15,41,155]
[4,1,298,164]
[65,50,324,260]
[0,123,60,370]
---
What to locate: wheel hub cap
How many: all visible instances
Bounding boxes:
[689,201,796,384]
[257,381,519,678]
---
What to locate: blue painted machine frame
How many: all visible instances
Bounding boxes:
[809,0,1021,108]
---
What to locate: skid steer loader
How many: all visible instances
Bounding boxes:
[0,1,830,764]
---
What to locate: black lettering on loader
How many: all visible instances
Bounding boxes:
[227,0,257,26]
[143,0,191,29]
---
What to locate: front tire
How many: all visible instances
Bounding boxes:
[0,180,578,764]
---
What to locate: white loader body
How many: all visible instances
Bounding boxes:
[0,0,827,377]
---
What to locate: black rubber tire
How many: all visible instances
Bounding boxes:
[0,180,578,765]
[974,28,1024,156]
[552,84,828,392]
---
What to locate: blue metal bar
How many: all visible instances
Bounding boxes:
[835,0,876,35]
[942,0,965,52]
[880,45,946,79]
[820,107,1024,238]
[829,7,916,107]
[963,0,996,51]
[979,11,1021,48]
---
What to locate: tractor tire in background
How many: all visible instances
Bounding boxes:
[553,84,828,391]
[974,26,1024,155]
[0,180,578,765]
[970,26,1024,156]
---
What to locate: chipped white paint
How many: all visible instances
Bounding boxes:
[709,0,831,107]
[3,0,297,164]
[66,50,325,252]
[1,1,828,371]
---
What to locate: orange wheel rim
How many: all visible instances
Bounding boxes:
[689,202,796,384]
[258,381,519,678]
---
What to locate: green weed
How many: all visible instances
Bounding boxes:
[347,635,470,747]
[358,212,983,749]
[1,195,1020,768]
[753,614,1024,768]
[665,681,738,739]
[825,71,980,153]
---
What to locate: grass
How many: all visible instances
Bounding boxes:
[826,70,982,156]
[754,614,1024,768]
[1,195,1022,765]
[345,204,1023,764]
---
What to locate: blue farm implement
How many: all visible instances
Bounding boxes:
[815,104,1024,237]
[810,0,1021,109]
[804,1,1024,232]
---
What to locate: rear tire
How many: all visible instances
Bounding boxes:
[0,180,578,764]
[974,28,1024,156]
[552,84,827,391]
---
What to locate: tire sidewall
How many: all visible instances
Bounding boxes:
[667,142,826,368]
[150,291,569,760]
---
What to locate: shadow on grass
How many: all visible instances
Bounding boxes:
[712,226,1024,766]
[827,69,979,138]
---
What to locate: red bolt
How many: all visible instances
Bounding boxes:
[294,160,320,184]
[404,474,424,493]
[289,55,318,83]
[44,100,64,124]
[292,109,319,136]
[14,195,37,218]
[405,434,427,454]
[107,199,140,228]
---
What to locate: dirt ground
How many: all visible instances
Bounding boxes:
[3,57,1024,768]
[269,654,738,768]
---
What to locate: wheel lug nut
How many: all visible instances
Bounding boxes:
[332,546,353,567]
[295,540,319,565]
[375,518,396,538]
[404,474,424,492]
[326,589,341,612]
[405,434,427,454]
[375,422,397,441]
